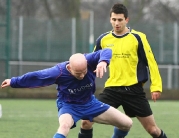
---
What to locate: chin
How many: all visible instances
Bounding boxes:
[77,77,83,80]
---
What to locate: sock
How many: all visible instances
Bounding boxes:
[53,133,66,138]
[153,130,167,138]
[78,128,93,138]
[111,127,128,138]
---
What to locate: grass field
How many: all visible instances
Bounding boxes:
[0,99,178,138]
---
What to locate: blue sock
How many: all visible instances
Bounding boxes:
[53,133,66,138]
[111,127,129,138]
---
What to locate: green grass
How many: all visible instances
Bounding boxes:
[0,99,178,138]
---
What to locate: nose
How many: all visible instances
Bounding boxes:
[115,20,120,24]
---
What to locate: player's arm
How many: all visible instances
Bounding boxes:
[86,49,112,78]
[7,65,61,88]
[141,35,162,94]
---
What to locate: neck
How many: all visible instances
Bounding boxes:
[113,27,130,36]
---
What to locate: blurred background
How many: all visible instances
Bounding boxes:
[0,0,178,99]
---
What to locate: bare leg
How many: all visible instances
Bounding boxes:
[56,113,74,137]
[137,115,167,138]
[93,107,132,131]
[80,120,94,129]
[79,107,132,138]
[79,120,94,138]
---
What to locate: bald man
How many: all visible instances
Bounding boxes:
[1,49,132,138]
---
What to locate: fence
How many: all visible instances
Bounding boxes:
[0,16,179,90]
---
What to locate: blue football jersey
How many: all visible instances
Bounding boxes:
[10,49,112,104]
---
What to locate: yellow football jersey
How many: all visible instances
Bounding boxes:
[94,29,162,92]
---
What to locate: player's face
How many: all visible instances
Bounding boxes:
[70,68,87,80]
[110,12,129,35]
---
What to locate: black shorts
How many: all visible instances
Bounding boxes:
[97,83,152,117]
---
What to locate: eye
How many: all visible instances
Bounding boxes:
[118,19,123,22]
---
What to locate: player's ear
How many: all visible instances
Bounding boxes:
[126,17,129,23]
[67,64,71,71]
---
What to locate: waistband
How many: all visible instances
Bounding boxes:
[105,83,143,89]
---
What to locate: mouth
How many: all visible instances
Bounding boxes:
[116,26,120,30]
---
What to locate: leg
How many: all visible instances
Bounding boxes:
[53,113,74,138]
[111,127,129,138]
[137,115,167,138]
[78,120,94,138]
[119,84,167,138]
[93,106,132,137]
[78,87,122,138]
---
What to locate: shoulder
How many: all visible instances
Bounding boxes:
[56,61,68,71]
[96,31,112,41]
[56,61,66,67]
[55,62,70,77]
[130,29,148,42]
[131,29,146,38]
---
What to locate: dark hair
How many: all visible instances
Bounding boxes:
[110,3,128,19]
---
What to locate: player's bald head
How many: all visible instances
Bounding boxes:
[69,53,87,72]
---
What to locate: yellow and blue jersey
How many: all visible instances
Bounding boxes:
[94,29,162,92]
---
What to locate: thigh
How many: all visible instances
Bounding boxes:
[59,113,74,128]
[93,106,132,130]
[97,87,122,108]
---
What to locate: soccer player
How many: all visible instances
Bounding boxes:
[79,3,167,138]
[1,49,132,138]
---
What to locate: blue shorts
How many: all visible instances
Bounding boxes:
[57,95,110,128]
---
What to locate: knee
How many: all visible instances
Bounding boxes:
[124,119,133,131]
[128,119,133,129]
[118,118,133,131]
[81,120,94,129]
[146,127,160,137]
[59,123,71,132]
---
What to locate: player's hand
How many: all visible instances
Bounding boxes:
[94,61,107,78]
[151,91,161,102]
[1,79,11,88]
